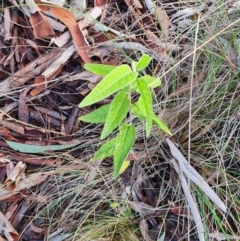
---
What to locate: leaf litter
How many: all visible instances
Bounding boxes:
[0,0,240,241]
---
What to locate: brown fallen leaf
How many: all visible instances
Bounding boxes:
[30,55,63,96]
[43,14,66,31]
[11,199,30,228]
[29,11,55,38]
[4,161,26,191]
[54,7,102,48]
[29,221,46,233]
[94,0,107,7]
[0,173,49,201]
[0,128,19,142]
[38,3,91,62]
[18,88,30,123]
[154,7,170,39]
[29,76,46,97]
[4,9,11,41]
[139,219,155,241]
[65,107,79,135]
[0,236,7,241]
[6,162,14,177]
[0,212,19,241]
[6,154,60,166]
[29,109,61,126]
[0,166,7,183]
[4,202,18,220]
[0,48,63,92]
[33,106,66,120]
[0,120,25,135]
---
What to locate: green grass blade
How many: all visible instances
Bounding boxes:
[137,79,153,137]
[136,54,152,71]
[114,124,135,178]
[84,63,116,76]
[79,65,137,107]
[100,89,131,140]
[79,104,110,123]
[91,137,116,161]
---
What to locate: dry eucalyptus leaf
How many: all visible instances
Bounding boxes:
[154,8,170,39]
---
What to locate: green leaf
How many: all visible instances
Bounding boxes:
[79,104,110,123]
[148,77,161,89]
[6,140,81,154]
[119,160,130,174]
[132,101,145,120]
[136,79,152,137]
[79,65,137,107]
[141,75,161,89]
[84,63,116,76]
[114,124,135,178]
[132,102,172,135]
[91,137,116,161]
[136,54,152,71]
[151,113,172,135]
[100,89,131,140]
[133,75,161,91]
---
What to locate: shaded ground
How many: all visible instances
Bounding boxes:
[0,0,240,241]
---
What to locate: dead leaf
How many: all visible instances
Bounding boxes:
[33,106,65,120]
[4,9,11,41]
[0,48,63,92]
[65,107,79,135]
[94,0,107,7]
[5,162,14,177]
[0,128,19,142]
[30,76,46,97]
[19,88,30,123]
[0,173,49,201]
[29,109,61,126]
[4,203,18,220]
[0,212,19,241]
[128,201,154,215]
[154,8,170,39]
[139,219,155,241]
[29,221,45,233]
[219,37,238,67]
[11,199,30,227]
[4,161,26,191]
[43,14,66,31]
[41,44,75,79]
[29,11,55,38]
[37,3,91,62]
[6,154,60,166]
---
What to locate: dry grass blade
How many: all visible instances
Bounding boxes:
[170,158,205,241]
[166,138,227,213]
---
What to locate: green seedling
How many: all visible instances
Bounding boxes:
[79,54,171,178]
